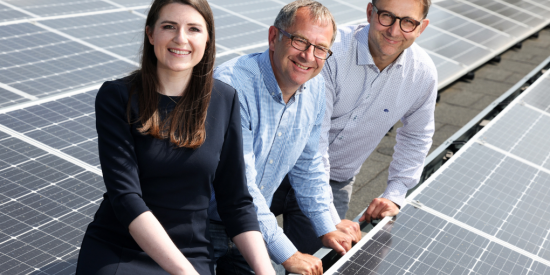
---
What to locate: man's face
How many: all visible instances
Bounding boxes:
[268,7,334,92]
[367,0,429,63]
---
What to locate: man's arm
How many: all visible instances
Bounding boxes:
[360,70,438,223]
[240,104,324,275]
[288,88,354,255]
[239,103,298,265]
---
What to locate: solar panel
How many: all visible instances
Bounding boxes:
[523,75,550,115]
[326,66,550,274]
[327,206,549,275]
[0,91,100,168]
[0,5,31,22]
[0,88,30,109]
[435,0,533,39]
[39,11,146,62]
[0,135,103,274]
[0,23,133,99]
[1,0,117,17]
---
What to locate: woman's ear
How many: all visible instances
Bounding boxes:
[146,25,154,45]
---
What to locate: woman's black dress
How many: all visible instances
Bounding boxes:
[76,78,259,275]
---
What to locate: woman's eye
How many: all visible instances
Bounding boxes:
[190,27,200,32]
[163,25,175,29]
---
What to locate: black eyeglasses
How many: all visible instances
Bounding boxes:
[276,27,332,60]
[372,4,421,33]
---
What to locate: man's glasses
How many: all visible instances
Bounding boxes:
[277,27,332,60]
[372,4,421,33]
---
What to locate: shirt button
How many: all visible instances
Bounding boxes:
[277,132,282,137]
[353,116,357,121]
[261,186,264,190]
[269,159,273,164]
[339,136,343,140]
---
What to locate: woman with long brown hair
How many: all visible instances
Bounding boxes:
[76,0,274,274]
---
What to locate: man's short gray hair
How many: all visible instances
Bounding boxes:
[273,0,337,45]
[372,0,432,19]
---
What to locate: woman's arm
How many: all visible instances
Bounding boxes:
[129,211,198,275]
[211,83,274,274]
[232,231,274,275]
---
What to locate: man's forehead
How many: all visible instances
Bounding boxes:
[288,20,333,47]
[376,0,424,19]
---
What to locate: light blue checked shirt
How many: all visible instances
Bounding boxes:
[320,24,438,207]
[209,50,338,264]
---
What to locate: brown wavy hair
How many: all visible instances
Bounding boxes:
[127,0,215,149]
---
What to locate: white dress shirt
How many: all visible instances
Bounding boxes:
[320,24,438,207]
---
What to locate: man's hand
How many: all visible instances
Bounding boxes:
[282,251,322,275]
[320,230,352,256]
[359,198,400,224]
[336,219,361,244]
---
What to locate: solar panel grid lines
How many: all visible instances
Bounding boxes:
[0,93,29,110]
[0,133,105,274]
[0,84,101,115]
[330,0,364,12]
[428,6,514,51]
[520,0,550,12]
[491,0,546,19]
[0,22,133,99]
[436,0,532,37]
[430,4,512,38]
[0,0,118,18]
[209,2,271,28]
[0,123,102,176]
[38,12,146,61]
[0,0,40,18]
[0,89,102,170]
[325,205,550,275]
[456,0,532,28]
[0,4,32,23]
[522,76,550,115]
[33,21,139,67]
[408,122,550,260]
[0,83,38,101]
[0,5,150,27]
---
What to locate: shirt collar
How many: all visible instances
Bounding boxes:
[259,49,284,101]
[356,24,407,69]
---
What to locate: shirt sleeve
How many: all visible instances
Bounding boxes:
[213,87,260,238]
[382,69,438,207]
[320,58,336,184]
[320,60,343,225]
[288,86,338,236]
[95,81,150,228]
[239,93,298,264]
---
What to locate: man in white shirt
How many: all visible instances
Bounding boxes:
[321,0,437,224]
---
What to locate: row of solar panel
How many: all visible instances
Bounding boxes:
[326,70,550,274]
[1,0,550,110]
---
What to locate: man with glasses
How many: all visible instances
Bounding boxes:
[208,1,360,274]
[318,0,437,233]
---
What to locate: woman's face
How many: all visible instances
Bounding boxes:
[147,3,209,75]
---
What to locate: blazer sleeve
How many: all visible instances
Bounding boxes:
[213,84,260,238]
[95,81,150,228]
